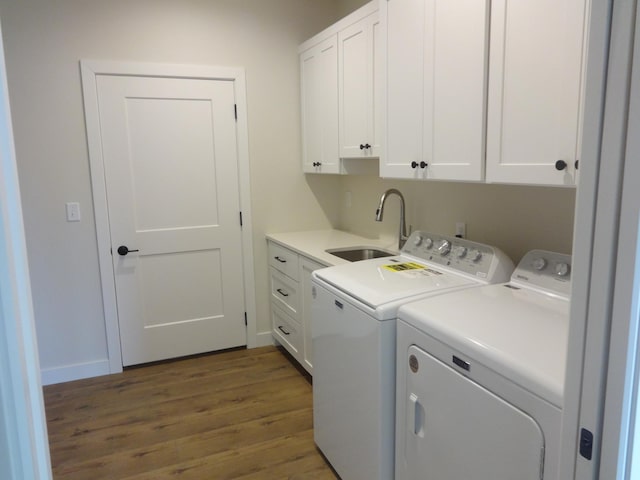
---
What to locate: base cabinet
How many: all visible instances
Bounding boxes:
[268,240,327,374]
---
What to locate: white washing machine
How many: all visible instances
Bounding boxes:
[311,230,514,480]
[395,250,572,480]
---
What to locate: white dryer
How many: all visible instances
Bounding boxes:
[311,230,514,480]
[395,250,572,480]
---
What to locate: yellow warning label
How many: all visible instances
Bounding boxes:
[382,262,427,272]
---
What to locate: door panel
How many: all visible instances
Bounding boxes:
[400,345,544,480]
[96,74,246,366]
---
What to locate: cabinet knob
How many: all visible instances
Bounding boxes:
[312,162,322,167]
[411,161,419,169]
[575,159,579,170]
[420,161,428,169]
[360,143,372,150]
[555,160,567,171]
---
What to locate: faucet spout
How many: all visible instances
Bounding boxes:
[375,188,408,250]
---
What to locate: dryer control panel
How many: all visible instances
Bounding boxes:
[400,231,513,282]
[511,250,571,297]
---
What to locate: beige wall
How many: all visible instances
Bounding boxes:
[0,0,577,382]
[0,0,343,380]
[337,175,576,264]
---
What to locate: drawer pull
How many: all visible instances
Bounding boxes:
[276,288,289,297]
[278,325,291,335]
[274,256,287,263]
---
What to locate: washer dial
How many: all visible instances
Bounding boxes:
[554,262,571,277]
[437,239,451,256]
[532,258,547,271]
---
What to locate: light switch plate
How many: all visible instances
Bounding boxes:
[66,202,81,222]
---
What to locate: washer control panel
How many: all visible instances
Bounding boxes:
[401,230,509,280]
[511,250,572,296]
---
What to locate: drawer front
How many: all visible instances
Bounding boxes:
[268,242,300,280]
[272,304,302,357]
[270,268,300,318]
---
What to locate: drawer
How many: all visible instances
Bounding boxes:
[268,242,299,280]
[272,304,302,357]
[270,267,300,319]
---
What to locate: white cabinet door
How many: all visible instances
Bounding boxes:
[300,37,340,174]
[486,0,586,186]
[338,12,380,159]
[382,0,489,181]
[300,257,326,374]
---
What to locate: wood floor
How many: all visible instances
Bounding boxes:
[43,346,338,479]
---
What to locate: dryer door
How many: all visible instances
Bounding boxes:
[399,345,544,480]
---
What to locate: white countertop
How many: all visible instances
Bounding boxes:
[266,230,399,266]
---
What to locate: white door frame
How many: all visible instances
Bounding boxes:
[0,21,52,479]
[80,60,258,374]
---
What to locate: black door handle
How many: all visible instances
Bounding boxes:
[117,245,139,256]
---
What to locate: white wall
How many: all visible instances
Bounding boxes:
[0,0,344,383]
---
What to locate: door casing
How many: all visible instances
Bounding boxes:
[81,60,258,373]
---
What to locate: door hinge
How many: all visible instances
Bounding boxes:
[239,211,243,227]
[244,312,248,326]
[234,104,238,121]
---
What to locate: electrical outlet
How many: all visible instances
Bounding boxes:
[455,222,466,238]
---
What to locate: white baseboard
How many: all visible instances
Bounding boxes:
[250,331,275,348]
[41,359,111,386]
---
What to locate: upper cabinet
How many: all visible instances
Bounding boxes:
[338,12,381,159]
[485,0,587,186]
[381,0,489,182]
[381,0,587,187]
[299,2,380,174]
[300,37,340,174]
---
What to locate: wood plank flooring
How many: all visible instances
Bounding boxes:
[43,346,338,479]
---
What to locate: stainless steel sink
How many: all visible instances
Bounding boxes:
[326,247,395,262]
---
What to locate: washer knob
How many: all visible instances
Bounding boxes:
[437,239,451,256]
[532,258,547,271]
[454,246,467,258]
[413,235,423,246]
[424,238,434,249]
[555,262,571,277]
[469,249,482,262]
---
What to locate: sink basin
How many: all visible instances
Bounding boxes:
[326,247,395,262]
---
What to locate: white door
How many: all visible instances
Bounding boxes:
[399,345,544,480]
[485,0,586,185]
[338,12,379,159]
[382,0,489,181]
[95,74,246,366]
[300,37,340,173]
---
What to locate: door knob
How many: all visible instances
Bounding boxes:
[117,245,139,256]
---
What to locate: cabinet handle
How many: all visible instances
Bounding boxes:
[555,160,567,171]
[411,161,419,169]
[278,325,291,335]
[575,159,579,170]
[274,256,287,263]
[276,288,289,297]
[419,161,428,169]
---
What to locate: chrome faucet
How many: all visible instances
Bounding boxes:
[375,188,408,250]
